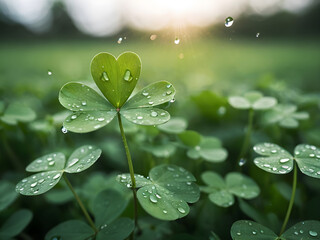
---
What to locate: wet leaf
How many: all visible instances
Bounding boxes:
[26,152,65,172]
[281,220,320,239]
[157,117,188,134]
[96,218,134,240]
[230,220,277,240]
[294,144,320,179]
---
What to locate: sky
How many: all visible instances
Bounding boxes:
[0,0,314,36]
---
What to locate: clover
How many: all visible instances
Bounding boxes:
[16,145,101,196]
[262,104,309,129]
[59,52,176,133]
[0,101,36,126]
[201,171,260,207]
[117,164,200,221]
[231,220,320,240]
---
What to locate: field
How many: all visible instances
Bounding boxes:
[0,38,320,239]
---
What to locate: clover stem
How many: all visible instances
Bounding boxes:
[63,175,98,234]
[279,162,297,235]
[238,108,254,161]
[117,112,139,233]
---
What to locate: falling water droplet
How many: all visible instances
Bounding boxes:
[256,32,260,38]
[117,37,123,44]
[48,70,52,76]
[225,17,234,27]
[123,70,133,82]
[238,158,246,167]
[61,126,68,134]
[174,37,180,44]
[150,34,157,40]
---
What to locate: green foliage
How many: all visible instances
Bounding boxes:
[262,104,309,128]
[16,145,102,195]
[158,117,188,134]
[0,102,36,125]
[117,164,200,220]
[59,52,176,133]
[0,181,18,212]
[253,143,320,178]
[231,220,320,240]
[228,91,277,110]
[201,171,260,207]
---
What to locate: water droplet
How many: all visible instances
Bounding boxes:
[237,232,241,236]
[137,116,143,120]
[148,101,154,105]
[49,161,55,166]
[225,17,234,27]
[309,231,318,237]
[156,193,161,199]
[150,195,158,203]
[38,179,45,184]
[238,158,246,166]
[174,37,180,44]
[71,115,77,120]
[61,126,68,134]
[117,37,123,44]
[123,69,133,82]
[309,153,315,157]
[170,99,175,103]
[53,173,61,180]
[256,32,260,38]
[97,117,105,122]
[101,71,109,81]
[151,111,158,117]
[48,70,52,76]
[31,182,37,188]
[150,34,157,40]
[252,231,257,235]
[22,179,27,183]
[300,230,304,234]
[68,158,79,167]
[81,101,87,106]
[142,92,149,96]
[177,207,186,213]
[280,158,290,163]
[163,210,168,214]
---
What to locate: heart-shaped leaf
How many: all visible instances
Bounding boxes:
[157,117,188,134]
[93,190,129,227]
[65,145,102,173]
[96,218,134,240]
[118,165,200,220]
[121,108,170,125]
[201,171,260,207]
[91,52,141,108]
[230,220,278,239]
[178,130,201,147]
[0,181,18,211]
[187,137,228,163]
[281,220,320,239]
[117,173,151,188]
[0,102,36,125]
[26,152,65,172]
[16,171,63,196]
[123,81,176,109]
[141,143,176,158]
[294,144,320,179]
[253,143,294,174]
[0,209,33,239]
[229,91,277,110]
[44,220,94,240]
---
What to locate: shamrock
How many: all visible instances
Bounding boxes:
[59,52,176,133]
[228,91,277,110]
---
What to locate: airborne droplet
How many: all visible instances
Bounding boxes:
[61,126,68,134]
[174,37,180,45]
[225,17,234,27]
[238,158,246,166]
[117,37,123,44]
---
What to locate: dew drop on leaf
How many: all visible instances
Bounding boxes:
[225,17,234,27]
[101,71,109,82]
[151,111,158,117]
[238,158,246,166]
[309,231,318,237]
[150,195,158,203]
[61,126,68,134]
[48,70,52,76]
[123,69,133,82]
[177,207,186,213]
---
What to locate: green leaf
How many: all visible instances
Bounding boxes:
[229,91,277,110]
[0,181,18,212]
[16,171,63,196]
[64,145,102,173]
[279,117,299,128]
[142,143,176,158]
[117,173,151,188]
[294,144,320,179]
[26,152,65,172]
[63,110,116,133]
[93,190,128,227]
[44,220,94,240]
[123,81,175,109]
[228,96,250,109]
[201,171,259,207]
[281,220,320,239]
[0,102,36,125]
[121,108,170,126]
[0,101,4,114]
[0,209,33,239]
[44,188,73,205]
[90,52,141,108]
[96,218,134,240]
[119,165,199,220]
[59,83,114,111]
[157,117,188,134]
[252,97,277,110]
[253,143,294,174]
[187,137,228,163]
[230,220,277,240]
[244,91,263,104]
[178,130,201,147]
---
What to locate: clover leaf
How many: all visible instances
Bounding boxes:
[16,145,101,196]
[253,143,320,178]
[262,104,309,128]
[141,143,176,158]
[201,171,260,207]
[0,180,18,212]
[0,209,33,239]
[59,52,176,133]
[45,190,134,240]
[0,102,36,125]
[231,220,320,240]
[157,117,188,134]
[117,164,200,221]
[179,133,228,163]
[228,91,277,110]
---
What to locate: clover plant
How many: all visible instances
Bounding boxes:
[0,101,36,126]
[228,91,277,161]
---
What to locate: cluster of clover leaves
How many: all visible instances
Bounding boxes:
[15,52,201,239]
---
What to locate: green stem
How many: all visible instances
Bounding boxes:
[117,112,139,233]
[279,163,297,235]
[238,108,254,161]
[63,175,98,234]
